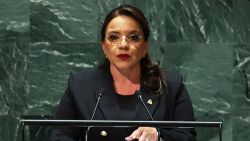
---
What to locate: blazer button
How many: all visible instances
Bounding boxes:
[100,130,107,136]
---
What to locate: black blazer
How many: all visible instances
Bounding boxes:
[50,66,196,141]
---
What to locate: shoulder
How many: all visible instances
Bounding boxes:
[69,69,101,82]
[64,69,107,102]
[67,69,103,90]
[161,69,187,100]
[162,69,183,87]
[69,68,107,82]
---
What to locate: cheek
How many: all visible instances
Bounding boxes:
[137,45,147,55]
[130,47,146,59]
[104,46,116,57]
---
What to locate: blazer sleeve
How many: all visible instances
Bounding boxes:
[160,73,196,141]
[49,73,82,141]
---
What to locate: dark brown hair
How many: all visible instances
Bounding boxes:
[101,5,149,41]
[99,5,167,95]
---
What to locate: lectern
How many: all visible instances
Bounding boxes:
[20,117,223,141]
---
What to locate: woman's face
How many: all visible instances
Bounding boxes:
[102,15,148,71]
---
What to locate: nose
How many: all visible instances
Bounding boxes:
[118,36,129,49]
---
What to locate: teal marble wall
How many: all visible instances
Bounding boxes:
[0,0,249,141]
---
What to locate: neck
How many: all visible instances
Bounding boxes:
[110,64,141,95]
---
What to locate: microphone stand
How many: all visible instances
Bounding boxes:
[85,90,104,141]
[137,91,161,141]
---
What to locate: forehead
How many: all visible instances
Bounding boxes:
[106,15,143,34]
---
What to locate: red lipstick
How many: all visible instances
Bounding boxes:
[117,54,130,60]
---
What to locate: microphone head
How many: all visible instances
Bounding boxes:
[97,88,105,97]
[135,90,142,99]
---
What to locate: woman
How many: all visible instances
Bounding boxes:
[50,4,196,141]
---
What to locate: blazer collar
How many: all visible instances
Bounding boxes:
[96,65,161,120]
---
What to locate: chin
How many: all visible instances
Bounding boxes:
[112,62,139,71]
[114,64,131,70]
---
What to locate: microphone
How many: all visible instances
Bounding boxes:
[136,90,154,121]
[136,90,161,141]
[85,88,105,141]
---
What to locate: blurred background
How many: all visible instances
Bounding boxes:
[0,0,249,140]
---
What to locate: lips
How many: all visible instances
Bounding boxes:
[117,54,130,60]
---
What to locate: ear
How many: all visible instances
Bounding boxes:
[101,41,107,55]
[101,41,105,49]
[143,41,149,56]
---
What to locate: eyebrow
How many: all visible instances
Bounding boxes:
[107,30,142,35]
[128,30,141,34]
[107,30,143,35]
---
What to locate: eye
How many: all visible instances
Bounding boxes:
[107,34,120,42]
[128,34,141,42]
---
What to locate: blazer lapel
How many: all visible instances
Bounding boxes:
[96,67,123,120]
[134,91,161,120]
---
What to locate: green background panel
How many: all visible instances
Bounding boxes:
[0,0,249,140]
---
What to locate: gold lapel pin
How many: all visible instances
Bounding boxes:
[147,99,153,105]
